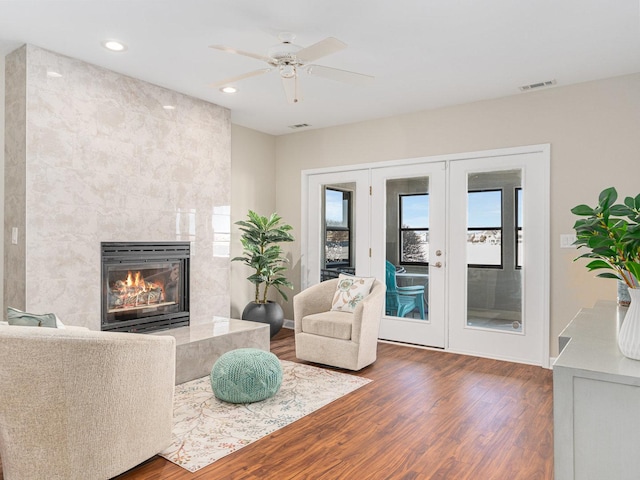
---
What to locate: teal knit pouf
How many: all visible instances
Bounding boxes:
[210,348,283,404]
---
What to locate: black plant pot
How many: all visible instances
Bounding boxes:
[241,301,284,338]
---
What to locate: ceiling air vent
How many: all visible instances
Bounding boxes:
[288,123,310,129]
[519,79,557,92]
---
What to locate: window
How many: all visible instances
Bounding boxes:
[399,193,429,264]
[467,189,502,267]
[325,188,351,267]
[516,187,523,268]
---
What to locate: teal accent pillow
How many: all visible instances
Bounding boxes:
[7,307,58,328]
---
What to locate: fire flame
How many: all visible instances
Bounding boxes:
[110,271,165,309]
[126,271,147,289]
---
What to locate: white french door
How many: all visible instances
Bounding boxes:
[302,145,549,366]
[447,152,549,365]
[370,163,447,348]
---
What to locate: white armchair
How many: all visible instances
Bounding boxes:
[0,325,176,480]
[294,278,385,371]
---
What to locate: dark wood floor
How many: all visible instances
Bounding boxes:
[112,328,553,479]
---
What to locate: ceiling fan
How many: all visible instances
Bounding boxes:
[209,32,373,103]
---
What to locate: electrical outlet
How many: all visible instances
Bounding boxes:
[11,227,18,245]
[560,234,577,249]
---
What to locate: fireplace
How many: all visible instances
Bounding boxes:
[101,242,190,333]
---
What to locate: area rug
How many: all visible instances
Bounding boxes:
[160,360,372,472]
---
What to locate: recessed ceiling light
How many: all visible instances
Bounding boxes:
[163,105,176,110]
[102,40,128,52]
[220,86,238,94]
[46,70,63,78]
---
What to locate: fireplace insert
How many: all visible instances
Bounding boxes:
[101,242,190,333]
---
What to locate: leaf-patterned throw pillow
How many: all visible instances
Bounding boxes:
[330,274,375,313]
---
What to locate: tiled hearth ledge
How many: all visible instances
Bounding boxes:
[152,318,270,384]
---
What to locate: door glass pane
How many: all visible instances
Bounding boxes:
[467,190,502,267]
[322,184,355,281]
[400,194,429,263]
[466,170,522,332]
[385,177,430,321]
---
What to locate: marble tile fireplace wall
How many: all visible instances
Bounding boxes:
[4,45,231,329]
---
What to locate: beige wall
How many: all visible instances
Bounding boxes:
[273,73,640,356]
[3,47,27,314]
[230,124,277,318]
[0,53,5,317]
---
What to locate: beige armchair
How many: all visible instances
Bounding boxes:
[0,325,176,480]
[294,278,385,371]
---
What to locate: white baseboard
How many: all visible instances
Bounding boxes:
[283,319,294,329]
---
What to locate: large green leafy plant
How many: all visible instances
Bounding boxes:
[232,211,295,303]
[572,187,640,288]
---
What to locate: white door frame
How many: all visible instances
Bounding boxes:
[301,144,550,367]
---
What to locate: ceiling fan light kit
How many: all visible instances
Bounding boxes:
[210,32,373,104]
[279,64,296,79]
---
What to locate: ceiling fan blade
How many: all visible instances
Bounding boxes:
[281,75,302,104]
[209,45,273,64]
[296,37,347,63]
[306,65,374,86]
[211,68,272,88]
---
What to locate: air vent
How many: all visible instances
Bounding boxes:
[288,123,310,129]
[519,79,557,92]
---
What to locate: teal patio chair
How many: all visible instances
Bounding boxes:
[385,261,426,319]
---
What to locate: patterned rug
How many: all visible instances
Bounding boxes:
[160,359,372,472]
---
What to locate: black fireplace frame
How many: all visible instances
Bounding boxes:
[101,242,190,333]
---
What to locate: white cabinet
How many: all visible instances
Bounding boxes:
[554,301,640,480]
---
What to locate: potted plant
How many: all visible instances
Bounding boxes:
[232,210,294,337]
[572,187,640,358]
[572,187,640,292]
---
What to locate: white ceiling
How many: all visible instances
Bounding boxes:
[1,0,639,136]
